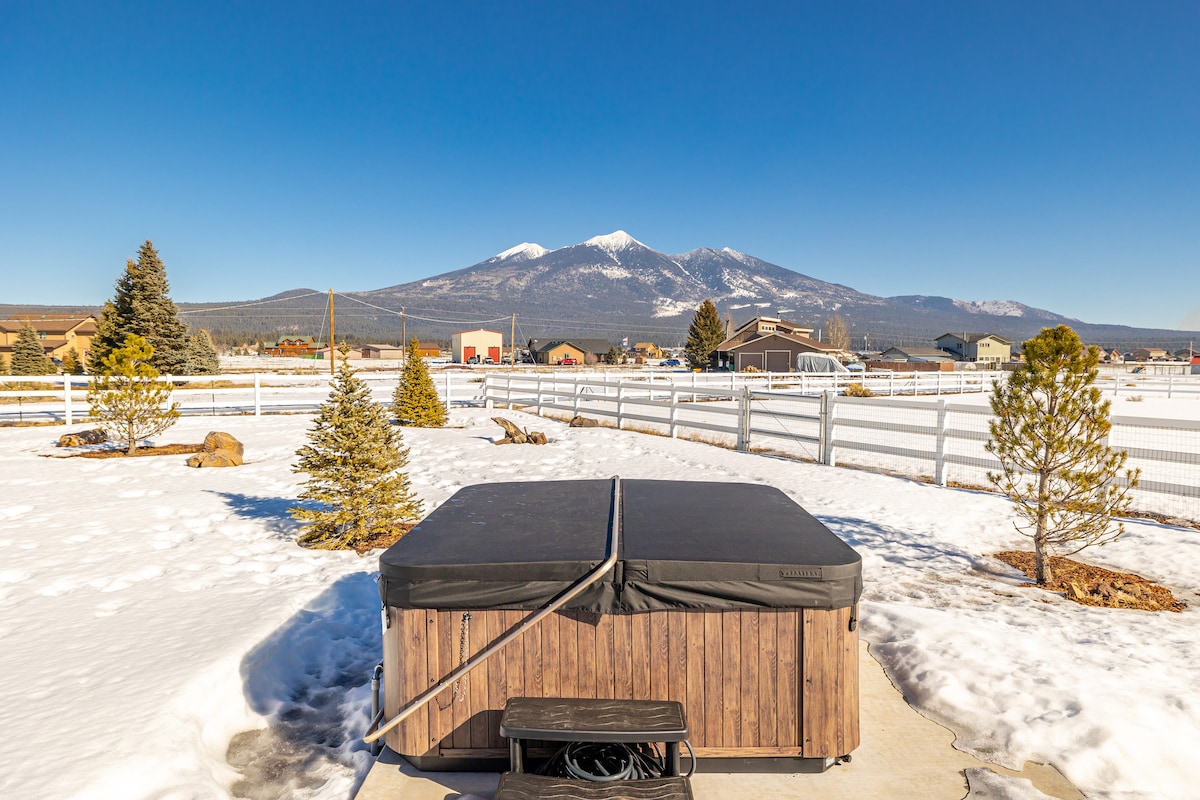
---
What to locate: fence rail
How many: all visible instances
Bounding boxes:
[482,373,1200,522]
[5,368,1199,521]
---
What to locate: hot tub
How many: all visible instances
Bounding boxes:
[377,478,862,770]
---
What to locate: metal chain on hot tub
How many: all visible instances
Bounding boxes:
[437,612,471,708]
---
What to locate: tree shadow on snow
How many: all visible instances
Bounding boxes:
[231,571,382,799]
[815,514,980,573]
[212,491,303,540]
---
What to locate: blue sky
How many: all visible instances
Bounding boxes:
[3,1,1198,330]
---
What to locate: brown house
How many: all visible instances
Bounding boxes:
[0,315,97,370]
[265,337,323,357]
[713,316,838,372]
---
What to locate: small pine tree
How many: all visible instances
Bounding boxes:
[60,347,84,375]
[93,241,191,374]
[685,300,726,371]
[87,335,181,455]
[186,329,221,375]
[291,358,422,549]
[393,337,447,427]
[11,322,56,375]
[604,346,620,365]
[986,325,1140,585]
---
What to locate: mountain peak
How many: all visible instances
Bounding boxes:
[492,242,549,261]
[583,230,644,254]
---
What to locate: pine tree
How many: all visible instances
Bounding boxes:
[186,329,221,375]
[685,300,725,371]
[986,325,1139,585]
[87,335,181,455]
[60,347,84,375]
[10,322,56,375]
[291,359,422,549]
[393,337,447,427]
[93,241,191,374]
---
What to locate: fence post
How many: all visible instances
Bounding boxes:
[889,372,895,397]
[617,381,625,430]
[444,372,451,409]
[1168,374,1173,399]
[536,377,543,416]
[63,374,73,426]
[736,387,751,451]
[819,391,836,466]
[484,375,494,409]
[253,373,261,416]
[935,371,942,397]
[669,387,679,438]
[573,376,581,417]
[934,399,948,486]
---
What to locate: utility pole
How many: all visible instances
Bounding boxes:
[511,313,516,368]
[401,308,406,361]
[328,288,335,377]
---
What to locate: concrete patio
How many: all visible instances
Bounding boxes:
[354,640,1082,799]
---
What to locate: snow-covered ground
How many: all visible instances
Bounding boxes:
[2,406,1199,799]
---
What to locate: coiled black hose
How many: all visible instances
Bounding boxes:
[538,741,676,781]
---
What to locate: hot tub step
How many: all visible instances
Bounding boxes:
[500,697,689,776]
[494,772,694,800]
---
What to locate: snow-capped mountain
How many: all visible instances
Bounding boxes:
[153,231,1192,347]
[360,230,1101,343]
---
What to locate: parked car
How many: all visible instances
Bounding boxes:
[483,357,495,365]
[466,355,480,364]
[560,357,578,366]
[661,358,681,367]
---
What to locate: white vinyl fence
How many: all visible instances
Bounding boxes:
[481,372,1200,523]
[5,368,1199,521]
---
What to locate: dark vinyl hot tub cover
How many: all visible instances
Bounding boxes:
[378,479,862,613]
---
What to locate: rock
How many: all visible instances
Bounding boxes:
[187,431,244,467]
[58,429,107,447]
[187,451,241,468]
[528,432,548,445]
[569,416,599,428]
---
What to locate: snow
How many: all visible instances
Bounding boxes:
[954,299,1028,317]
[2,404,1200,799]
[652,297,696,318]
[490,242,549,261]
[583,230,644,256]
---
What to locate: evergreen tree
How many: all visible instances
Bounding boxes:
[11,322,55,375]
[685,300,725,371]
[986,325,1139,585]
[87,335,181,455]
[60,347,84,375]
[393,337,447,427]
[604,346,620,365]
[93,241,191,374]
[186,329,221,375]
[291,358,422,549]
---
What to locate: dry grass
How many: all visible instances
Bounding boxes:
[52,443,204,459]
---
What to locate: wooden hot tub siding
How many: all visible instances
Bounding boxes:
[383,605,858,761]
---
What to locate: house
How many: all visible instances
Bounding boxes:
[362,344,405,359]
[1105,349,1124,363]
[934,333,1012,366]
[527,337,613,365]
[1129,347,1169,361]
[629,342,663,359]
[452,329,504,364]
[265,337,323,357]
[874,346,957,372]
[1174,348,1199,362]
[314,346,363,360]
[712,316,837,372]
[0,315,98,370]
[528,340,588,365]
[413,342,441,359]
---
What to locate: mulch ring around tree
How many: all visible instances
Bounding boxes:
[348,523,418,555]
[56,443,204,459]
[995,551,1185,612]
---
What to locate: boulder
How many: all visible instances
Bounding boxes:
[58,429,107,447]
[187,431,244,467]
[187,451,242,468]
[569,416,599,428]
